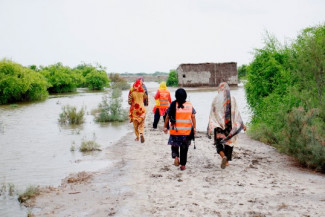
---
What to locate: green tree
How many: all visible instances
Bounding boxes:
[166,69,178,87]
[85,70,110,90]
[245,25,325,172]
[237,64,248,79]
[40,63,82,93]
[0,59,49,104]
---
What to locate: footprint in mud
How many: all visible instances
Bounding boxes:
[160,165,170,172]
[151,174,163,178]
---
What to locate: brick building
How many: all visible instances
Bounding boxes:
[177,62,238,87]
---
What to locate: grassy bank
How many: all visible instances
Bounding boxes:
[244,24,325,172]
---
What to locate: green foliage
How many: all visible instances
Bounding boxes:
[0,59,49,104]
[245,25,325,172]
[237,64,248,79]
[59,105,85,125]
[94,88,128,122]
[18,185,40,203]
[280,107,325,171]
[40,63,82,93]
[73,63,108,88]
[166,69,178,87]
[85,70,110,90]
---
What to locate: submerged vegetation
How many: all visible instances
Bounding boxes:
[0,183,15,197]
[245,24,325,172]
[94,87,128,122]
[18,185,40,203]
[109,73,130,90]
[59,105,85,125]
[79,140,101,152]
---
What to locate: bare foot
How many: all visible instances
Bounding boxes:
[135,138,139,141]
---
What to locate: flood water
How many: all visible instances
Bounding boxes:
[0,82,250,216]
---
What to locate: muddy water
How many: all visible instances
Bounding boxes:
[0,82,250,216]
[0,89,130,216]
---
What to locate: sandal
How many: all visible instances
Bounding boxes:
[174,157,180,166]
[140,134,145,143]
[221,156,227,169]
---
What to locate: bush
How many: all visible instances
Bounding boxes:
[79,140,101,152]
[0,59,49,104]
[109,73,130,90]
[166,69,178,86]
[94,88,128,122]
[245,24,325,172]
[59,105,85,125]
[40,63,82,93]
[237,64,248,79]
[280,107,325,170]
[85,70,110,90]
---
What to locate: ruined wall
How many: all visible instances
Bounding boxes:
[120,75,168,83]
[177,62,238,87]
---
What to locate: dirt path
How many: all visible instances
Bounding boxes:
[30,92,325,217]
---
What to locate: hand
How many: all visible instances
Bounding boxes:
[243,125,247,131]
[216,133,226,139]
[163,127,168,134]
[193,128,196,135]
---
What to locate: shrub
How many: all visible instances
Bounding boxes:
[280,107,325,171]
[40,63,82,93]
[59,105,85,125]
[237,64,248,79]
[166,69,178,87]
[79,140,101,152]
[245,24,325,172]
[18,185,40,203]
[0,59,49,104]
[94,88,128,122]
[85,70,110,90]
[109,73,130,90]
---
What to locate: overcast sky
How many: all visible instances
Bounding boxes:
[0,0,324,73]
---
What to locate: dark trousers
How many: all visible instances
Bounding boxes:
[153,109,168,129]
[216,143,233,161]
[171,144,189,166]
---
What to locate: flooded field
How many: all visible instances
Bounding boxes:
[0,82,250,216]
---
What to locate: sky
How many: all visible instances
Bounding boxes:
[0,0,324,73]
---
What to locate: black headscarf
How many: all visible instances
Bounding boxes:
[169,88,187,125]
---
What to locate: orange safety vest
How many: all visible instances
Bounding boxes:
[169,102,193,136]
[158,89,170,108]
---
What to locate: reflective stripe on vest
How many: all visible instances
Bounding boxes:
[169,102,193,135]
[158,89,170,108]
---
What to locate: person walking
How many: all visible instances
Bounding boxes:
[163,88,196,171]
[153,81,171,129]
[128,79,148,143]
[207,82,246,169]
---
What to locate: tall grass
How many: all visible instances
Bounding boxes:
[94,88,128,122]
[59,105,85,125]
[79,140,101,152]
[18,185,40,203]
